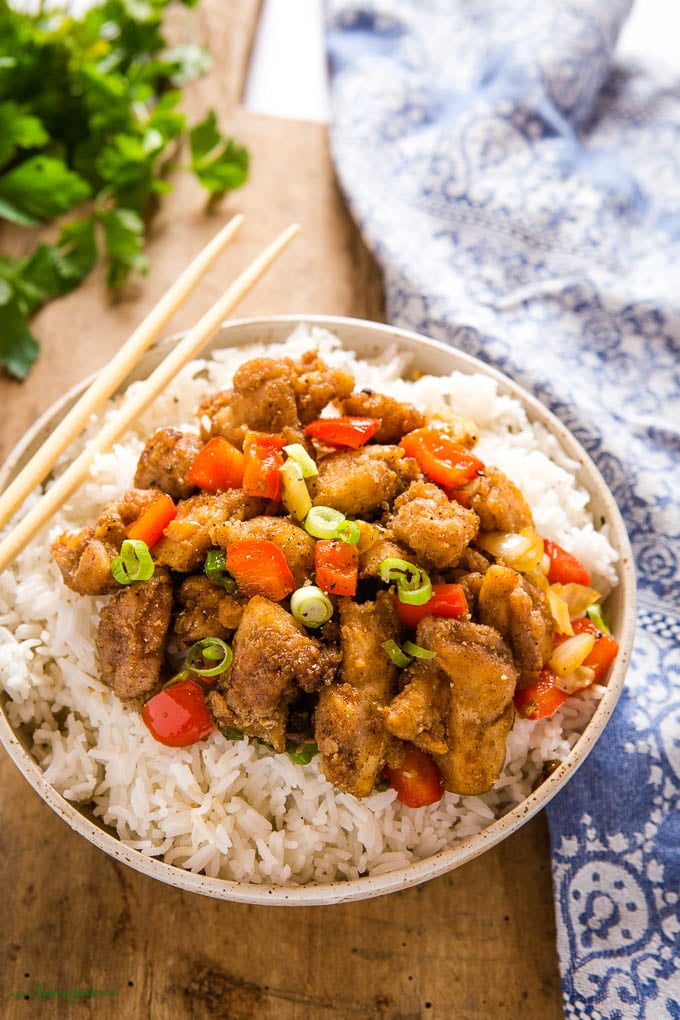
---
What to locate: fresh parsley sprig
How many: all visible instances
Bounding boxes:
[0,0,249,379]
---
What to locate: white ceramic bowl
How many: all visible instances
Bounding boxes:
[0,315,636,904]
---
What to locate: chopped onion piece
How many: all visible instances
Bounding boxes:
[555,665,596,694]
[281,459,312,522]
[551,582,600,618]
[478,528,544,573]
[547,588,574,636]
[283,443,318,478]
[550,632,596,677]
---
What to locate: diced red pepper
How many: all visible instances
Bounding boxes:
[304,416,381,449]
[543,538,591,586]
[187,436,244,492]
[242,431,285,501]
[514,666,569,720]
[570,618,619,683]
[394,583,468,630]
[142,679,214,747]
[126,493,177,548]
[314,539,359,596]
[225,538,295,601]
[384,744,444,808]
[399,427,485,490]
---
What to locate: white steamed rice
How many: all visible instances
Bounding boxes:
[0,325,619,885]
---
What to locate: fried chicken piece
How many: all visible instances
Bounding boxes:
[52,489,160,595]
[196,353,354,446]
[383,659,449,756]
[476,564,554,687]
[465,466,533,533]
[133,427,203,501]
[359,536,411,579]
[210,516,315,588]
[207,595,340,751]
[309,446,419,519]
[417,616,518,796]
[388,480,479,570]
[153,491,265,572]
[173,574,245,649]
[315,592,400,798]
[96,568,173,700]
[339,389,426,444]
[292,351,354,424]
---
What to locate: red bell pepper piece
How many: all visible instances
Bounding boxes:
[384,744,444,808]
[242,431,285,501]
[543,538,591,586]
[126,493,177,548]
[142,679,214,747]
[187,436,245,492]
[394,583,468,630]
[304,416,381,449]
[314,539,359,596]
[399,427,485,490]
[514,666,569,720]
[226,538,295,601]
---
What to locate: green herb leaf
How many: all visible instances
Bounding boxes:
[0,155,91,226]
[189,111,249,194]
[0,293,40,379]
[0,102,49,171]
[98,206,148,289]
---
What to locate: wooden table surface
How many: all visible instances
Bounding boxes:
[0,3,564,1016]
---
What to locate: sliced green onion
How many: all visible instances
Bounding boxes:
[283,443,318,478]
[204,549,237,592]
[111,539,154,584]
[381,639,413,668]
[221,726,245,741]
[379,556,432,605]
[586,602,611,634]
[334,518,360,545]
[185,637,233,677]
[290,585,333,627]
[402,640,436,660]
[286,739,318,764]
[304,505,345,539]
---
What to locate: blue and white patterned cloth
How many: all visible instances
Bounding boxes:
[323,1,680,1015]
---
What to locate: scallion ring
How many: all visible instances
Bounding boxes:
[111,539,154,584]
[402,641,436,660]
[381,639,413,668]
[204,549,237,592]
[283,443,318,478]
[334,518,360,546]
[379,556,432,605]
[286,739,319,764]
[290,585,333,628]
[304,505,345,540]
[185,637,233,677]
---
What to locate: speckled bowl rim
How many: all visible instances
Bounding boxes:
[0,314,636,905]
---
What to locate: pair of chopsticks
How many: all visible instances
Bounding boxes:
[0,215,300,573]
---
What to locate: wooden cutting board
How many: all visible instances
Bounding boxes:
[0,3,563,1016]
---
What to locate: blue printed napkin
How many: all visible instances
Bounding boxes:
[324,1,680,1014]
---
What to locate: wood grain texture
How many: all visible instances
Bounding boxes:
[0,2,563,1017]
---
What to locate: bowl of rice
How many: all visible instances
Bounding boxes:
[0,315,635,904]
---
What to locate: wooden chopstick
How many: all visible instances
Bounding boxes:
[0,222,301,573]
[0,213,245,532]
